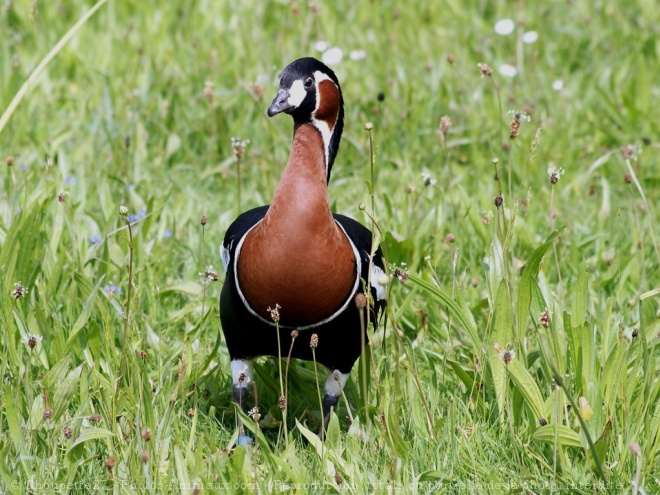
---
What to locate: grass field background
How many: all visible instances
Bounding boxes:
[1,0,659,493]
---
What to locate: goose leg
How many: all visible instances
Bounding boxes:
[318,370,348,437]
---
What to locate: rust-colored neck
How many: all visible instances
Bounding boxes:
[236,124,356,327]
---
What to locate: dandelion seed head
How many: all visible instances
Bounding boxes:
[522,31,538,44]
[322,47,343,65]
[494,19,515,35]
[349,50,366,61]
[314,40,330,52]
[499,64,518,78]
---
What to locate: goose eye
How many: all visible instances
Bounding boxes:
[304,77,314,88]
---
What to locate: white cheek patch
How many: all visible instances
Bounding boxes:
[287,79,306,107]
[231,359,254,388]
[324,372,349,397]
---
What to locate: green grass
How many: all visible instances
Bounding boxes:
[2,0,660,493]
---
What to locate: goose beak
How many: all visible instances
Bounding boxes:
[267,88,294,117]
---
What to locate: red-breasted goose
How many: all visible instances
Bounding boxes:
[220,57,386,426]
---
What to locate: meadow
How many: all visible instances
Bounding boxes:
[1,0,659,493]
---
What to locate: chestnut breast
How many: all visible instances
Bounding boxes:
[236,125,357,327]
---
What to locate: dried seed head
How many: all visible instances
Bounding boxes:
[140,449,150,463]
[310,333,319,349]
[142,428,152,441]
[332,369,342,381]
[43,408,53,420]
[445,233,456,243]
[547,167,565,184]
[248,407,261,422]
[188,408,195,417]
[199,265,219,284]
[578,397,593,421]
[105,455,116,470]
[364,121,374,131]
[538,417,548,426]
[90,413,102,423]
[267,303,281,322]
[494,343,515,365]
[291,329,299,339]
[231,137,248,158]
[200,214,208,226]
[392,267,409,283]
[509,116,521,140]
[57,190,69,204]
[624,173,632,184]
[471,278,478,288]
[377,91,385,102]
[630,441,641,457]
[539,308,550,328]
[620,144,639,161]
[494,194,503,208]
[354,293,367,309]
[278,395,287,410]
[139,349,148,360]
[119,205,129,217]
[477,62,493,77]
[11,281,28,300]
[64,426,73,439]
[439,115,452,136]
[6,156,14,166]
[334,471,343,485]
[632,327,639,338]
[204,81,213,103]
[26,335,40,350]
[421,171,437,187]
[447,53,455,64]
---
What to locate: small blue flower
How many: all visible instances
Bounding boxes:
[64,175,78,185]
[129,207,147,224]
[125,184,134,192]
[88,235,102,244]
[103,284,123,295]
[164,229,173,239]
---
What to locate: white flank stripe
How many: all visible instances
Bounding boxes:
[221,244,231,273]
[324,372,349,397]
[370,263,388,301]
